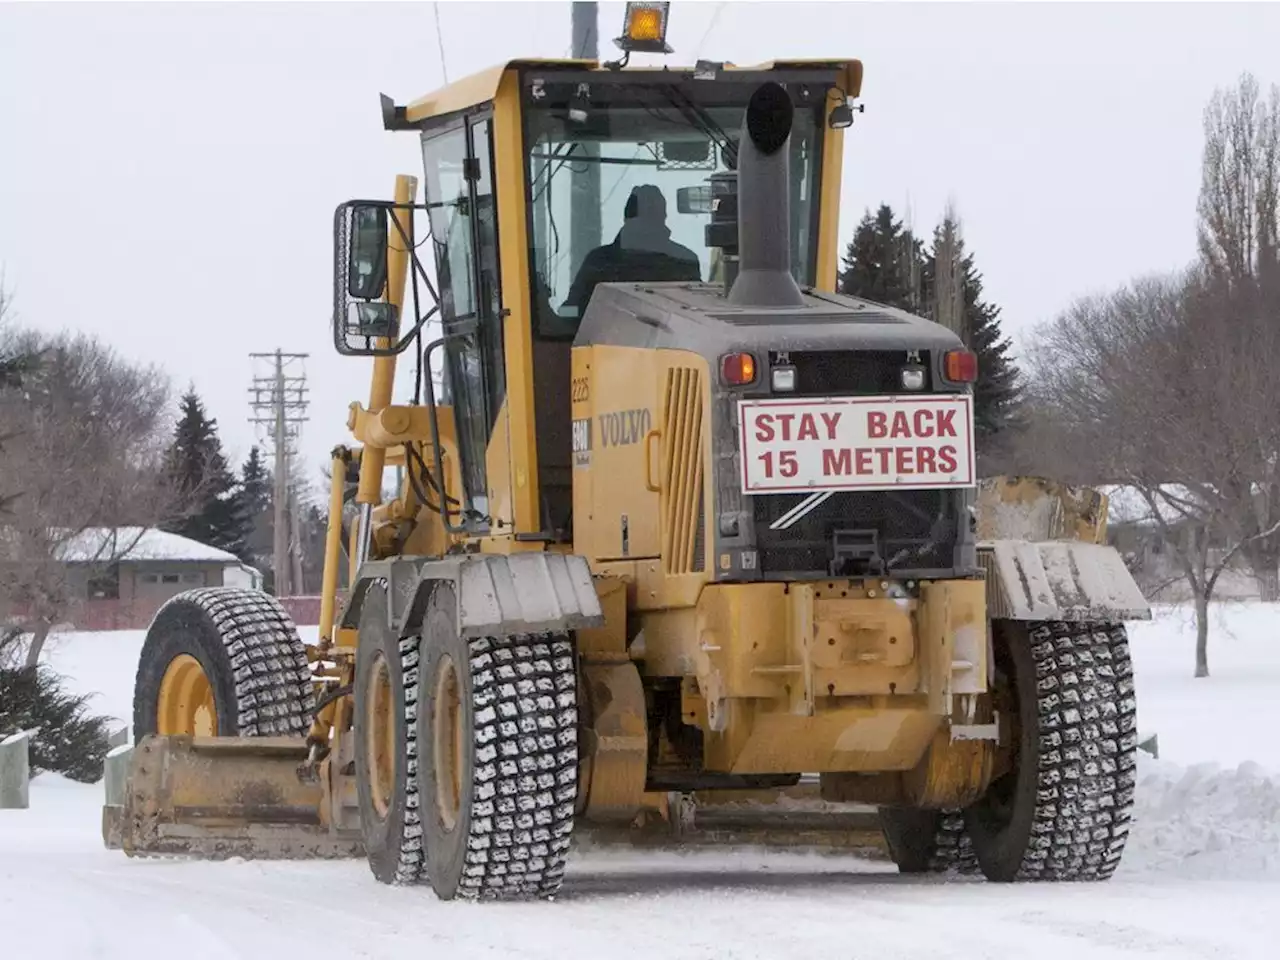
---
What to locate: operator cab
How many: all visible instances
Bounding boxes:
[331,12,860,549]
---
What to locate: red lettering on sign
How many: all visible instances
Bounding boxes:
[867,411,887,439]
[754,414,775,442]
[775,413,796,440]
[856,448,873,474]
[823,448,851,476]
[917,446,937,473]
[797,414,819,441]
[876,448,893,473]
[936,409,956,437]
[913,410,933,437]
[938,445,957,473]
[820,411,842,440]
[890,411,912,438]
[896,447,914,474]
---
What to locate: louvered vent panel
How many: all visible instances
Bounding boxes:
[661,367,706,575]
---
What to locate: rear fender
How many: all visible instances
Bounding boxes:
[979,540,1151,622]
[340,552,605,638]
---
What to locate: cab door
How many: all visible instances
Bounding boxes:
[421,115,506,532]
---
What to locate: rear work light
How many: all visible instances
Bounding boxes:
[944,349,978,383]
[721,352,757,386]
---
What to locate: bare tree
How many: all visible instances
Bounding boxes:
[1197,72,1280,287]
[0,325,179,666]
[1195,73,1280,598]
[1023,267,1280,676]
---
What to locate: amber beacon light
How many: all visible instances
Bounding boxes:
[616,2,673,54]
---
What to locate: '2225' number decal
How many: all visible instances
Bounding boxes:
[571,377,590,403]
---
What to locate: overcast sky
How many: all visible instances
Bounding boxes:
[3,1,1279,484]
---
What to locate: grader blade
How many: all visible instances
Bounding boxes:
[106,735,363,860]
[579,780,889,857]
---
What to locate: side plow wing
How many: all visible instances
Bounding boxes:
[105,735,362,860]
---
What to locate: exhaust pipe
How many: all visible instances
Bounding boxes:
[727,82,806,308]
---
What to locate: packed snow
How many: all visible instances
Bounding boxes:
[4,603,1280,957]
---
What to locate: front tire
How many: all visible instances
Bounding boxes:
[133,587,311,740]
[353,583,425,885]
[417,583,579,901]
[965,621,1137,882]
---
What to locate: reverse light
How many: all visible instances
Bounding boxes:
[771,364,797,392]
[900,366,926,391]
[944,349,978,383]
[616,2,672,54]
[721,352,757,386]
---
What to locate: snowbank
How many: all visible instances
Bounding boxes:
[1122,755,1280,880]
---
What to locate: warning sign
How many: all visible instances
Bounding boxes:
[738,395,975,494]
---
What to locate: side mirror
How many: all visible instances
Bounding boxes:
[677,185,712,215]
[345,302,399,340]
[347,205,389,300]
[332,197,430,358]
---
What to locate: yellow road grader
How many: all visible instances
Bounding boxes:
[106,4,1150,901]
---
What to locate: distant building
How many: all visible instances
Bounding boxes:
[1099,485,1259,601]
[59,526,262,605]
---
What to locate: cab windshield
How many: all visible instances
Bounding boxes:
[524,81,825,339]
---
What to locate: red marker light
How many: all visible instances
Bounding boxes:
[944,349,978,383]
[720,352,757,385]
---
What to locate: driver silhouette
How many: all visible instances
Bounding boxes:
[564,184,701,312]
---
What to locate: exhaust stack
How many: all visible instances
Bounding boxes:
[727,82,806,308]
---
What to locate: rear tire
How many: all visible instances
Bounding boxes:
[133,587,311,740]
[879,807,979,875]
[353,583,425,885]
[417,583,579,901]
[965,621,1137,882]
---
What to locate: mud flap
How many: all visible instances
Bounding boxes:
[108,735,363,860]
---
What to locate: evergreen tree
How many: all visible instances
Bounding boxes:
[238,445,274,574]
[838,204,922,310]
[162,388,245,554]
[921,215,1022,452]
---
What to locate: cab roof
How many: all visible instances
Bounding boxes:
[390,57,863,128]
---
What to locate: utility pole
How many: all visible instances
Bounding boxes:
[570,1,600,277]
[249,350,309,596]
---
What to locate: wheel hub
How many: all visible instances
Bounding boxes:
[365,651,396,820]
[157,654,217,737]
[432,654,464,832]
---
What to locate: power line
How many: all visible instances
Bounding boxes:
[693,1,727,59]
[434,2,450,84]
[248,350,310,597]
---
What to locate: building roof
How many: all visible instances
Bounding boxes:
[1100,484,1201,527]
[56,527,240,565]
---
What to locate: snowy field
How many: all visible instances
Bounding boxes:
[3,604,1279,958]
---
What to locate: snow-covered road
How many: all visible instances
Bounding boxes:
[4,765,1277,960]
[4,603,1279,958]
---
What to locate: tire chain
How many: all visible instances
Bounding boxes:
[1012,621,1138,880]
[174,587,313,736]
[395,632,427,884]
[456,633,579,901]
[927,810,981,875]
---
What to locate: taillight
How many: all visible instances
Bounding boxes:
[944,349,978,383]
[720,352,757,385]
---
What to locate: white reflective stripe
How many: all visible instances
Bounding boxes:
[769,491,835,530]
